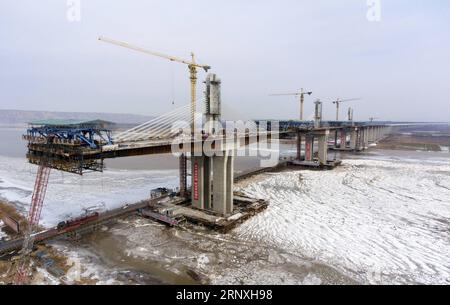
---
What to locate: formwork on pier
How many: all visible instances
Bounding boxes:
[141,192,269,233]
[24,119,115,175]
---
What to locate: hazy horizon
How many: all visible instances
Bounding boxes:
[1,1,449,122]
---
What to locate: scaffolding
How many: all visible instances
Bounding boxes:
[24,119,114,175]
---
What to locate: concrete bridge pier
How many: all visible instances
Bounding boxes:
[305,134,314,161]
[191,152,234,216]
[340,129,347,148]
[368,127,374,143]
[363,127,369,149]
[296,132,303,160]
[190,73,235,216]
[212,152,234,215]
[317,130,329,165]
[179,154,187,197]
[349,125,391,151]
[378,126,384,141]
[356,128,364,151]
[191,156,211,210]
[290,100,341,168]
[356,129,362,151]
[204,157,212,210]
[379,126,384,140]
[334,130,339,148]
[373,126,379,142]
[350,127,358,150]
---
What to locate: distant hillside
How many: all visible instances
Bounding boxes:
[0,109,154,125]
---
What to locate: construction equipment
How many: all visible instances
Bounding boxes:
[270,88,312,121]
[98,36,211,198]
[25,119,113,174]
[332,98,362,121]
[98,36,211,134]
[14,163,51,284]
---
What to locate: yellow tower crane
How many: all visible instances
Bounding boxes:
[270,88,312,121]
[332,98,362,121]
[98,36,211,134]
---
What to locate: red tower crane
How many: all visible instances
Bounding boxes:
[14,163,51,285]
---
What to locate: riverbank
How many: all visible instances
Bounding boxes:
[376,129,450,152]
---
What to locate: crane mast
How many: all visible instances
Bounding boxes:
[270,88,312,121]
[98,36,211,135]
[332,98,362,121]
[14,163,51,284]
[98,36,211,197]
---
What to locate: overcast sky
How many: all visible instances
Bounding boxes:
[0,0,449,121]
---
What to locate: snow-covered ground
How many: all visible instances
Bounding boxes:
[0,156,179,227]
[236,158,450,285]
[1,151,449,285]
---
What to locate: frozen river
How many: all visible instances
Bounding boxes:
[0,126,449,284]
[236,154,450,284]
[53,151,450,285]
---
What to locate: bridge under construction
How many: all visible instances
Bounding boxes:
[23,74,393,212]
[8,35,397,284]
[8,73,394,284]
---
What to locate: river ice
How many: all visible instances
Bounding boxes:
[0,156,179,227]
[236,158,450,284]
[1,153,449,284]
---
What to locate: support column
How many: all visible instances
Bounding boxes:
[334,130,338,148]
[226,153,234,214]
[340,129,347,148]
[318,131,329,165]
[179,154,187,197]
[350,128,357,150]
[213,153,228,215]
[296,132,302,160]
[356,129,363,151]
[191,156,205,209]
[305,135,314,161]
[363,128,368,149]
[203,156,212,210]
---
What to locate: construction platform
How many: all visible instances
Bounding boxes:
[140,192,268,233]
[289,159,342,169]
[329,144,355,151]
[0,191,268,255]
[24,119,115,174]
